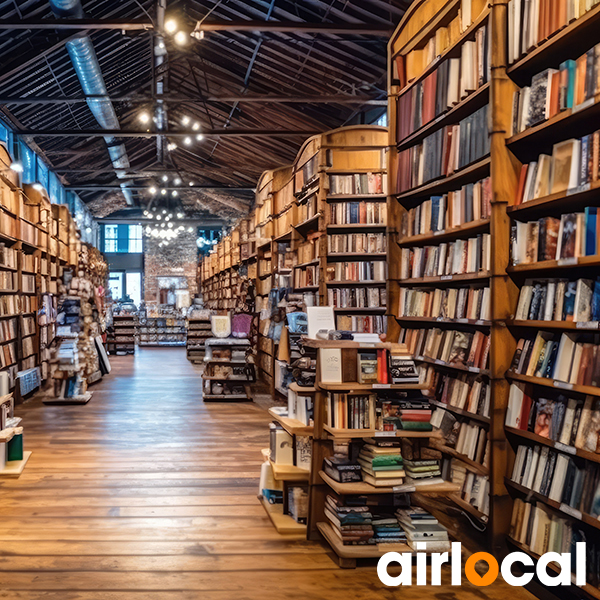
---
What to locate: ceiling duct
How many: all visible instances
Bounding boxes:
[49,0,134,205]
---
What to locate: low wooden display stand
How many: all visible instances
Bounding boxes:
[0,451,32,478]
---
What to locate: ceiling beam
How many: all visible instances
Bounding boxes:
[0,19,392,35]
[19,129,319,138]
[65,185,255,191]
[197,21,393,35]
[0,94,386,105]
[0,18,152,30]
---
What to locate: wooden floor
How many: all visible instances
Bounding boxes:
[0,348,537,599]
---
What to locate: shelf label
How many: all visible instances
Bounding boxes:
[359,343,377,348]
[375,431,397,438]
[554,381,574,390]
[373,384,392,389]
[435,359,445,365]
[560,504,582,520]
[434,230,445,236]
[558,257,578,266]
[555,442,577,455]
[576,321,600,329]
[440,275,453,281]
[457,318,469,324]
[469,367,481,373]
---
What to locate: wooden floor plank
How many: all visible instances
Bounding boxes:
[1,348,536,600]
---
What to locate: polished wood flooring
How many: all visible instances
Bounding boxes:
[0,348,537,599]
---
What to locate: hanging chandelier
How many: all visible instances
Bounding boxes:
[143,194,194,247]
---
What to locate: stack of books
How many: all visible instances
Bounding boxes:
[396,508,451,551]
[323,455,362,483]
[404,458,443,484]
[399,399,433,431]
[324,495,374,545]
[358,439,405,487]
[371,515,407,544]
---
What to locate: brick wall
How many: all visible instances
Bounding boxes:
[144,230,198,304]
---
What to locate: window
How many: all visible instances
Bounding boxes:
[103,224,143,253]
[375,111,388,127]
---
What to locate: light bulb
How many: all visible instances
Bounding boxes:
[188,181,194,186]
[168,213,173,218]
[149,186,157,194]
[174,31,188,46]
[184,136,192,145]
[172,191,178,197]
[32,183,43,191]
[139,111,151,124]
[196,134,204,141]
[165,19,177,33]
[168,223,173,228]
[174,178,182,185]
[160,189,166,196]
[167,142,177,151]
[177,212,184,219]
[162,175,168,182]
[192,122,200,131]
[188,227,194,233]
[181,116,190,126]
[162,209,167,214]
[10,162,23,173]
[156,215,162,220]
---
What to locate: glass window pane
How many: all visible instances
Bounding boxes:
[128,225,142,253]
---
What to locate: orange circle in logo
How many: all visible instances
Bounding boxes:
[465,552,499,587]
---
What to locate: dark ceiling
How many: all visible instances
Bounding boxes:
[0,0,409,221]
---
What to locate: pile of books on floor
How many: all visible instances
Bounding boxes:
[396,507,451,551]
[325,494,374,545]
[358,438,405,487]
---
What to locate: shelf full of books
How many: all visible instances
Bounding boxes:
[501,1,600,597]
[387,0,507,548]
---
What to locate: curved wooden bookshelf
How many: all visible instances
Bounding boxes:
[506,370,600,398]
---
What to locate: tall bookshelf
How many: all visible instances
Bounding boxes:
[500,3,600,598]
[387,0,516,556]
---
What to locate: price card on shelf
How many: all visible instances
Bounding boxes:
[560,504,582,520]
[440,275,453,281]
[555,442,576,455]
[375,431,397,438]
[435,359,444,365]
[457,318,469,324]
[554,381,574,390]
[558,257,578,266]
[434,230,445,236]
[373,384,391,389]
[576,322,600,329]
[359,343,377,348]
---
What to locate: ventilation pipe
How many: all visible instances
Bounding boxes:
[49,0,134,205]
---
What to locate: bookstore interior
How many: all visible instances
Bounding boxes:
[2,0,600,598]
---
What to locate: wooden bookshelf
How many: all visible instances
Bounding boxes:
[259,496,306,536]
[506,371,600,399]
[387,0,515,555]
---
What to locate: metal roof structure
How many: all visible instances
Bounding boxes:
[0,0,409,221]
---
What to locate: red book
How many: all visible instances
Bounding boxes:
[515,164,529,205]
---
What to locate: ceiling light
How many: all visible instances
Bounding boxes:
[158,41,165,49]
[177,212,184,219]
[86,226,92,233]
[181,116,190,126]
[174,31,188,46]
[156,214,162,220]
[188,227,194,233]
[188,181,194,187]
[174,177,182,185]
[10,162,23,173]
[160,189,166,196]
[172,191,178,197]
[165,19,178,33]
[191,23,205,41]
[139,111,151,124]
[162,209,167,214]
[192,122,200,131]
[167,142,177,151]
[149,186,157,194]
[184,136,192,145]
[168,223,173,228]
[196,134,204,141]
[162,175,168,182]
[168,213,173,218]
